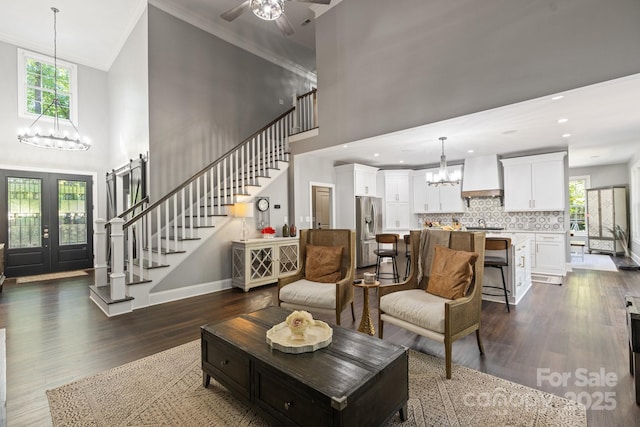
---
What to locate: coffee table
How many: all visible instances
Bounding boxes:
[201,306,408,426]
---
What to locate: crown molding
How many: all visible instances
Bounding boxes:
[148,0,317,84]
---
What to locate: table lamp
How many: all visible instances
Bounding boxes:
[233,202,253,241]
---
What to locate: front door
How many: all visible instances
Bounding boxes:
[0,169,93,277]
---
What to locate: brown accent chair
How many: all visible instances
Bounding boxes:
[278,229,356,325]
[378,229,486,379]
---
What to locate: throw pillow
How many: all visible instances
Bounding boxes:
[305,245,343,283]
[426,245,479,300]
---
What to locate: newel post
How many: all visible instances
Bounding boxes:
[94,218,108,288]
[109,218,126,300]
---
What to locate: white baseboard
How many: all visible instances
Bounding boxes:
[148,279,233,306]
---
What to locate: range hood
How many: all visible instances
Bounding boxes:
[461,155,504,205]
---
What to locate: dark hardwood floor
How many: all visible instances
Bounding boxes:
[1,261,639,426]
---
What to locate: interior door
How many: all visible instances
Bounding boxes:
[313,186,331,229]
[0,169,93,277]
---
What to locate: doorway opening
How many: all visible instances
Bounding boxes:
[310,183,335,229]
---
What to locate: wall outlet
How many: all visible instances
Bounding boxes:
[278,99,284,105]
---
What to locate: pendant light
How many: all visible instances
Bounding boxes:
[17,7,91,151]
[426,137,461,186]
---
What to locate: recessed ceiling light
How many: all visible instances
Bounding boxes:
[557,118,569,123]
[562,133,571,138]
[551,95,564,100]
[467,149,474,153]
[343,145,348,148]
[373,153,380,157]
[399,160,404,163]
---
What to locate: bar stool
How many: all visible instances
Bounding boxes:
[374,234,400,283]
[482,237,511,312]
[403,234,411,280]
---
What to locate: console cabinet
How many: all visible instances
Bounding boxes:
[587,186,628,255]
[501,152,566,212]
[231,237,299,292]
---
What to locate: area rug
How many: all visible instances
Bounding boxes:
[16,270,88,284]
[571,253,618,272]
[47,340,586,427]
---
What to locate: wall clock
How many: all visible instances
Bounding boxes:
[256,198,269,212]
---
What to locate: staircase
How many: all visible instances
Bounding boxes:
[90,90,318,316]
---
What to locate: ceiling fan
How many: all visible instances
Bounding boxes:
[221,0,331,36]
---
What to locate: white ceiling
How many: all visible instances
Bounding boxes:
[1,0,638,169]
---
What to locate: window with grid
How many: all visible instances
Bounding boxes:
[17,48,78,124]
[569,176,590,234]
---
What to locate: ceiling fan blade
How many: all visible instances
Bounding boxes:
[275,14,295,36]
[221,0,251,22]
[288,0,332,4]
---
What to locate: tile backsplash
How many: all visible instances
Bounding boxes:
[416,197,565,231]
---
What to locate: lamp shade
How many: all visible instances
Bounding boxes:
[233,202,253,218]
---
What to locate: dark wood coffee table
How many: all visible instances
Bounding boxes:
[201,306,408,426]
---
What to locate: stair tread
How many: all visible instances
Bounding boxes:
[90,285,134,304]
[130,259,170,269]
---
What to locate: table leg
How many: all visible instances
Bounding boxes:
[203,372,211,388]
[357,287,375,335]
[399,401,408,421]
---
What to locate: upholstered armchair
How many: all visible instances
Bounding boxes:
[378,229,486,379]
[278,229,356,325]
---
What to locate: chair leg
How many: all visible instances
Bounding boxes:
[336,310,341,326]
[375,256,381,280]
[476,329,485,355]
[445,339,452,379]
[378,318,384,339]
[404,256,410,281]
[392,257,399,282]
[499,266,510,313]
[350,301,355,321]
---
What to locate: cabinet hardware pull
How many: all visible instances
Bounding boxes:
[284,402,292,410]
[220,360,229,367]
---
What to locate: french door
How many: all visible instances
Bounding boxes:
[0,169,93,277]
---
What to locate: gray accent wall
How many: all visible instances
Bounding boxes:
[147,5,313,200]
[293,0,640,154]
[569,164,629,188]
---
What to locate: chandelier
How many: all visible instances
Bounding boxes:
[17,7,91,151]
[426,137,461,186]
[251,0,284,21]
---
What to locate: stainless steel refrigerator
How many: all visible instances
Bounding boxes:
[356,196,382,268]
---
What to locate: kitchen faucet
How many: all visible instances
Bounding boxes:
[478,218,486,228]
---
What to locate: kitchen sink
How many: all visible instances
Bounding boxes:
[465,226,505,231]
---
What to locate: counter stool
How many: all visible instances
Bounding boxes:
[482,237,511,312]
[403,234,411,280]
[374,234,400,283]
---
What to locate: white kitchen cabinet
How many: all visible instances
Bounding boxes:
[354,166,378,196]
[534,233,566,275]
[501,152,566,212]
[383,171,410,202]
[418,166,463,213]
[231,237,299,292]
[385,202,410,230]
[412,171,428,213]
[482,234,532,306]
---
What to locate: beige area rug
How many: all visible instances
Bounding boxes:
[16,270,88,284]
[47,340,586,427]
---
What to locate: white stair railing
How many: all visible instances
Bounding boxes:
[96,108,295,290]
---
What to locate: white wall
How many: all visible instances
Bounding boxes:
[108,8,149,169]
[0,40,111,219]
[569,163,629,188]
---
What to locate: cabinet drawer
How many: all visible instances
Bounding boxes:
[535,234,564,243]
[254,364,331,426]
[202,336,250,399]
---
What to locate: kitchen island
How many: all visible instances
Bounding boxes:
[482,233,532,307]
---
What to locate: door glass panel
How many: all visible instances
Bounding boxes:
[7,177,42,248]
[58,179,87,245]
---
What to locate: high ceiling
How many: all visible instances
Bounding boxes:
[1,0,638,169]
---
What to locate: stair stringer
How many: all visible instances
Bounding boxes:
[126,162,289,310]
